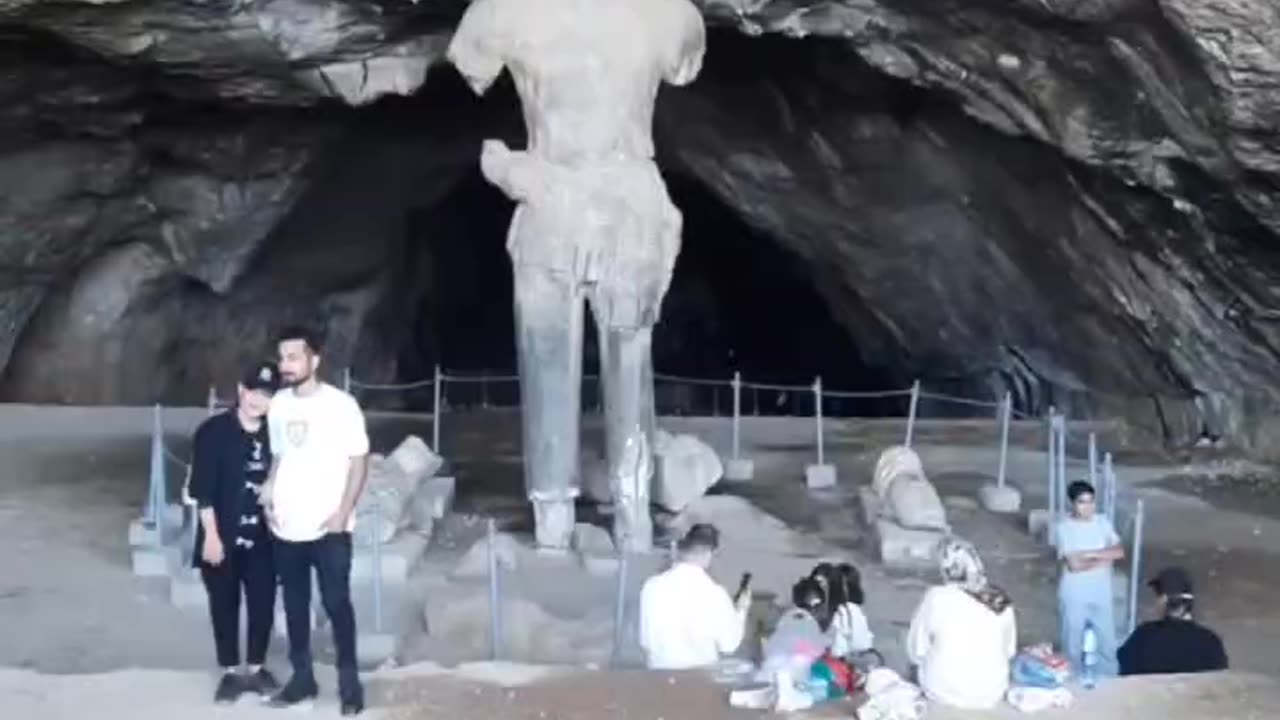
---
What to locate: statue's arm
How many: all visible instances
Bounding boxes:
[446,0,507,96]
[663,1,706,87]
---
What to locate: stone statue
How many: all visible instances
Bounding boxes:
[871,446,949,532]
[447,0,706,551]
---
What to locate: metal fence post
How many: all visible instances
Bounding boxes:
[147,404,167,538]
[342,367,352,394]
[1105,450,1116,517]
[206,385,217,416]
[1127,499,1146,637]
[432,364,443,452]
[904,379,921,448]
[1055,415,1067,522]
[813,376,825,466]
[372,496,384,633]
[611,549,630,667]
[487,518,502,660]
[731,372,742,461]
[1046,407,1056,529]
[1088,432,1098,490]
[996,391,1011,489]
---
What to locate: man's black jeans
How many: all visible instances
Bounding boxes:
[276,532,361,700]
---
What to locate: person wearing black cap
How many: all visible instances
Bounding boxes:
[1117,566,1228,676]
[189,360,282,703]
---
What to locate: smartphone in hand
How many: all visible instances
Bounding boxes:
[735,572,753,601]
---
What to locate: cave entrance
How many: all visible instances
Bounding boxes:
[401,164,896,416]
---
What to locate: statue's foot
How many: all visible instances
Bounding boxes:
[532,498,575,551]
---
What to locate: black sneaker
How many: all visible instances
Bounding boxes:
[245,667,281,696]
[213,672,244,704]
[340,697,365,716]
[267,676,318,707]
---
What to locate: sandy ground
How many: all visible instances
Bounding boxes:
[2,405,1280,718]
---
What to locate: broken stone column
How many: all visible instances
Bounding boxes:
[447,0,706,551]
[353,436,443,546]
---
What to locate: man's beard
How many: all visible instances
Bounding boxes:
[282,369,311,387]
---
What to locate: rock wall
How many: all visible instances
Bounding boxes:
[0,2,1279,451]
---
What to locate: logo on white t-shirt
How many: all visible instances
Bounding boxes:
[286,420,309,447]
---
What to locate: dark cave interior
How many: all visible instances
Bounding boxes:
[403,162,900,415]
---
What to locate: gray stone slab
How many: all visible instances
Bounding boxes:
[874,519,944,571]
[804,463,837,490]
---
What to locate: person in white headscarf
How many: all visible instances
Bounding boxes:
[905,537,1017,710]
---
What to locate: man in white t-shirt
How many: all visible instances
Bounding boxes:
[637,523,751,670]
[261,326,369,716]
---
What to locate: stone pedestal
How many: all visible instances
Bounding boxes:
[532,498,575,550]
[804,463,837,490]
[723,457,755,481]
[979,483,1023,514]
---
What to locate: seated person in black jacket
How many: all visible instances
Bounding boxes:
[190,361,282,702]
[1118,566,1228,676]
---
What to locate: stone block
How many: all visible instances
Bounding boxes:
[723,458,755,481]
[131,544,182,578]
[352,532,428,586]
[387,435,443,480]
[357,632,398,668]
[410,475,455,524]
[978,483,1023,514]
[654,430,724,513]
[874,519,944,571]
[805,463,837,490]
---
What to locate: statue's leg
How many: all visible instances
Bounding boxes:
[591,289,656,552]
[514,264,584,550]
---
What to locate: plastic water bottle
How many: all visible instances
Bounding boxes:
[1081,620,1099,689]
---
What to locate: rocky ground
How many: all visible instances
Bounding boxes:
[1,406,1279,717]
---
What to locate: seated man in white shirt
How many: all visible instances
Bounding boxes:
[638,523,751,670]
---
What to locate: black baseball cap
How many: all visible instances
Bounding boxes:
[241,361,281,394]
[1149,566,1194,597]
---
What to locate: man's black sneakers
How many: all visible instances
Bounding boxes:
[268,676,319,707]
[340,696,365,716]
[245,667,281,696]
[213,672,244,704]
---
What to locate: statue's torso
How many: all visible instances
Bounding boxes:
[480,0,702,166]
